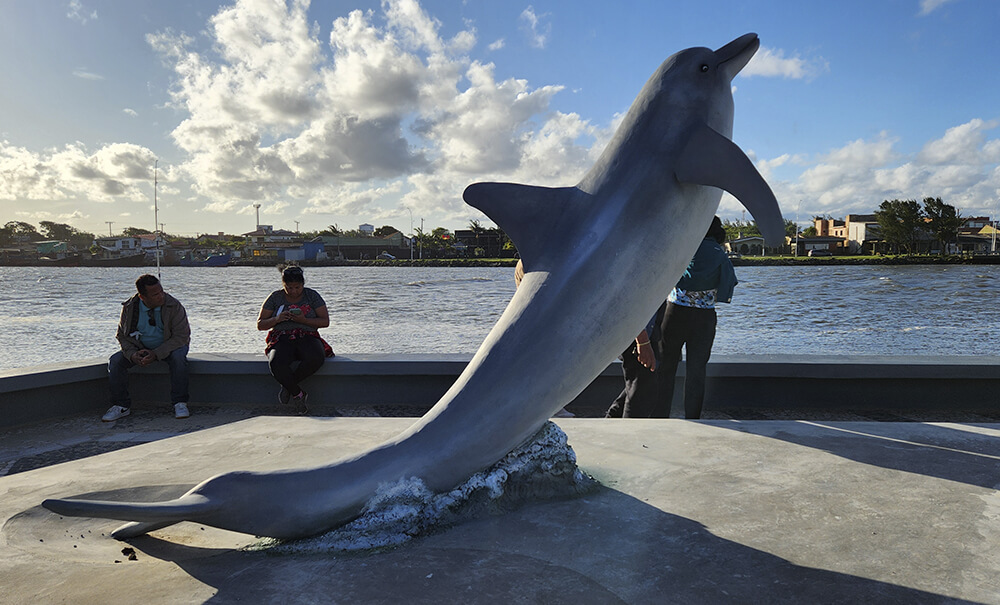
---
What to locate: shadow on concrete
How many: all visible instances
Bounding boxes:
[714,420,1000,490]
[122,487,959,604]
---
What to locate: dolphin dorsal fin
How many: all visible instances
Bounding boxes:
[463,182,583,269]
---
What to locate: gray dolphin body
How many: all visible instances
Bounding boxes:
[43,33,783,540]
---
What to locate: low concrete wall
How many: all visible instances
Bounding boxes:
[2,353,1000,428]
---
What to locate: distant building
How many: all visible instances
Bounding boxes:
[242,226,310,262]
[453,229,508,257]
[315,232,410,260]
[35,241,68,256]
[814,217,847,239]
[844,214,880,254]
[359,223,375,236]
[727,236,766,256]
[791,235,845,256]
[94,236,143,259]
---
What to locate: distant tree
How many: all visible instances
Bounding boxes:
[39,221,74,240]
[468,219,485,254]
[319,224,343,236]
[784,219,798,238]
[38,221,94,249]
[122,227,153,237]
[922,197,962,255]
[485,226,512,257]
[875,199,925,254]
[373,225,399,237]
[721,218,761,242]
[1,221,41,245]
[802,226,818,237]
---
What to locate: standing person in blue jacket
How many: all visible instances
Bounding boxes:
[654,216,737,419]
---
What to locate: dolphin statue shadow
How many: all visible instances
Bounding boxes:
[43,33,785,540]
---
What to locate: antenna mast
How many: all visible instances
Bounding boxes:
[153,160,161,279]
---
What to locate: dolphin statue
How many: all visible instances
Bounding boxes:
[43,33,784,540]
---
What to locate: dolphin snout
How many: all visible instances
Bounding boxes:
[716,33,759,80]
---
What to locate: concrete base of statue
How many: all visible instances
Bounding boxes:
[3,415,999,603]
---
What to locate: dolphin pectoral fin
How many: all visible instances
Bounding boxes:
[42,494,216,524]
[111,520,182,540]
[463,182,584,270]
[675,124,785,245]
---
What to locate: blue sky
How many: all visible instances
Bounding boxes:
[1,0,997,237]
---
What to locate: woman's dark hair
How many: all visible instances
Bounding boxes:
[280,264,305,284]
[706,216,726,244]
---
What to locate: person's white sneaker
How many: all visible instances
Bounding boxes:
[102,405,130,422]
[174,402,190,419]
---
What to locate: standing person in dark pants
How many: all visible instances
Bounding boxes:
[256,265,333,413]
[604,302,664,418]
[655,216,737,419]
[103,274,191,421]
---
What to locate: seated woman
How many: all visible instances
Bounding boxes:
[256,265,333,412]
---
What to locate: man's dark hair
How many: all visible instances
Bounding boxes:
[135,274,160,296]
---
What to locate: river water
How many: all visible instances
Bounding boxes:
[2,264,998,371]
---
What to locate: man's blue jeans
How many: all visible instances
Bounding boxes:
[108,345,189,408]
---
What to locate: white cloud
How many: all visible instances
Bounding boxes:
[11,0,995,236]
[519,6,550,49]
[137,0,600,231]
[123,108,138,117]
[66,0,97,25]
[72,69,105,81]
[919,0,958,16]
[918,119,998,165]
[488,39,505,52]
[742,47,828,80]
[726,119,1000,221]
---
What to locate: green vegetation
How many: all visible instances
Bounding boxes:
[875,197,963,255]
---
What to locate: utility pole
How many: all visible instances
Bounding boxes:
[253,203,261,230]
[407,208,414,260]
[294,220,300,233]
[105,221,114,237]
[153,160,161,278]
[419,217,424,259]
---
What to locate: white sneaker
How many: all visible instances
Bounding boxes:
[553,407,575,418]
[102,405,130,422]
[174,402,190,419]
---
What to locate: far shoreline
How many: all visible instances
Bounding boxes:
[4,254,1000,268]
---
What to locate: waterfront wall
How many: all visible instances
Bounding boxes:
[3,354,1000,428]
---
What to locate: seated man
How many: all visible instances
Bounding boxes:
[102,274,191,421]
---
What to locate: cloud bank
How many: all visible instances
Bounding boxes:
[3,0,998,236]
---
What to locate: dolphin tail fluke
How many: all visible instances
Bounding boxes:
[675,124,785,245]
[463,182,584,270]
[41,493,217,524]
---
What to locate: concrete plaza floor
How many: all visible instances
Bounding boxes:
[2,411,1000,603]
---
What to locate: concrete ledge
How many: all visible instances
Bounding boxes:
[3,354,1000,428]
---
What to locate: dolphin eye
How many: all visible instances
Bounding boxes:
[700,64,710,73]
